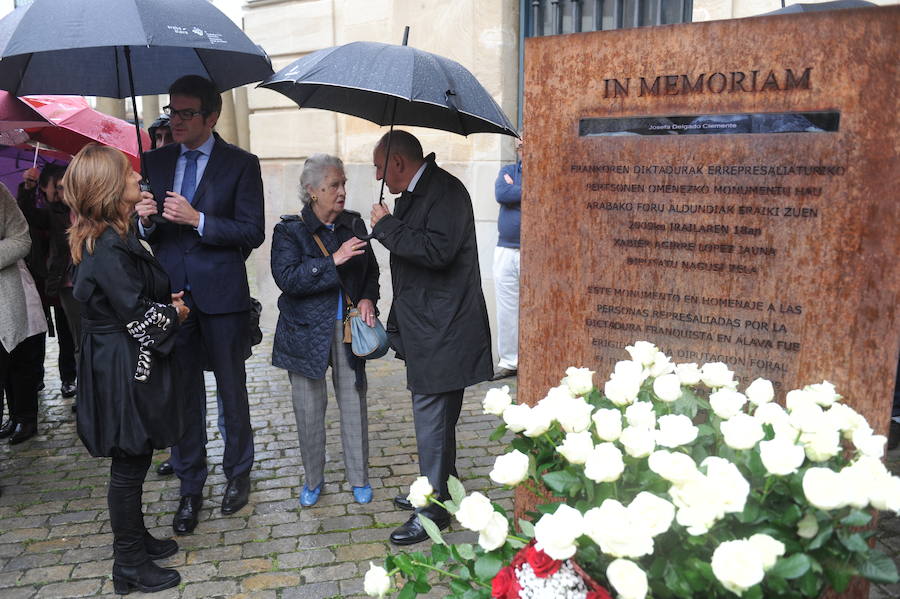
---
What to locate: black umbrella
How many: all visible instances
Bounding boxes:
[0,0,273,176]
[259,28,518,213]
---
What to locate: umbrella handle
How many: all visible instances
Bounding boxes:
[32,142,39,168]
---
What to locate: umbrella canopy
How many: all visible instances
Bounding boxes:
[259,41,517,137]
[21,96,151,171]
[0,144,69,196]
[0,0,273,97]
[0,90,51,131]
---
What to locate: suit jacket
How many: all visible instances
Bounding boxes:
[142,134,265,314]
[372,154,493,394]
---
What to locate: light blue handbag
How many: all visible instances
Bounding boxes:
[347,308,390,359]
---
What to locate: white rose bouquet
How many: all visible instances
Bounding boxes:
[364,341,899,598]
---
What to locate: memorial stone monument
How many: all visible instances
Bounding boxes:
[520,8,899,456]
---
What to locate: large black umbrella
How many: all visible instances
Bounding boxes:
[0,0,273,174]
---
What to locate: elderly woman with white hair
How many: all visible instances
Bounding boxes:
[270,153,380,507]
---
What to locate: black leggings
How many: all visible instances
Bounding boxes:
[108,453,152,566]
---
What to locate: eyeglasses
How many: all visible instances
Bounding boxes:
[162,105,207,120]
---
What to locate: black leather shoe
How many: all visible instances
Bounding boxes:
[0,419,15,438]
[9,420,36,445]
[221,474,250,515]
[156,460,174,476]
[389,512,451,546]
[60,380,77,398]
[112,560,180,594]
[144,533,178,561]
[491,368,517,381]
[393,494,414,511]
[172,495,202,536]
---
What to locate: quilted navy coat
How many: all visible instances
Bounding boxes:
[270,205,379,378]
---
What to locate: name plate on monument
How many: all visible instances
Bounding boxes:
[520,7,899,440]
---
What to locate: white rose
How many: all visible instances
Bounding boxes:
[619,426,656,458]
[533,504,583,560]
[720,413,765,450]
[869,473,900,512]
[606,559,649,599]
[489,449,530,486]
[800,426,841,462]
[557,431,595,465]
[825,403,869,439]
[652,373,683,402]
[477,511,508,551]
[455,492,495,532]
[407,476,434,509]
[482,385,512,416]
[563,366,595,395]
[604,375,641,407]
[592,408,623,442]
[539,385,575,413]
[754,401,790,427]
[625,401,656,429]
[806,380,840,407]
[556,395,595,433]
[502,403,531,433]
[700,362,736,388]
[675,362,702,385]
[655,414,699,448]
[703,457,749,514]
[796,513,819,539]
[759,437,806,476]
[745,378,774,405]
[748,534,785,571]
[648,450,700,484]
[648,352,676,377]
[363,562,392,598]
[840,460,877,509]
[802,467,848,511]
[522,402,554,438]
[785,388,817,412]
[628,492,675,537]
[584,500,654,558]
[709,388,747,419]
[789,401,827,433]
[851,429,886,458]
[712,540,765,595]
[626,341,658,366]
[584,442,625,483]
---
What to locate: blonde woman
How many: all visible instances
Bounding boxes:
[65,145,189,594]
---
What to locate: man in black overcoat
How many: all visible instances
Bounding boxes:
[370,130,493,545]
[135,76,265,535]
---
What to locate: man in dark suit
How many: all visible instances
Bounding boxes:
[135,75,265,535]
[369,131,493,545]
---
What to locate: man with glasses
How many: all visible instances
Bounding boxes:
[136,75,265,535]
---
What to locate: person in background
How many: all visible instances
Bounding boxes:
[271,153,379,507]
[491,135,522,381]
[65,144,188,594]
[136,75,265,534]
[369,130,493,545]
[148,115,173,150]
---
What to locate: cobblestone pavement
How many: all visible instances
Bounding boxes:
[0,332,896,598]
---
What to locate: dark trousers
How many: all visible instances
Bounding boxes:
[58,287,82,365]
[2,333,45,422]
[411,389,464,505]
[109,453,152,566]
[170,296,253,496]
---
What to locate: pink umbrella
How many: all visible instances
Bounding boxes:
[0,90,50,130]
[20,95,150,171]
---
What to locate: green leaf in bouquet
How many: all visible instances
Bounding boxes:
[397,581,419,599]
[511,437,532,454]
[444,499,458,514]
[454,543,476,561]
[798,569,823,597]
[462,588,490,599]
[518,518,535,537]
[413,579,432,593]
[431,543,450,564]
[393,553,416,574]
[507,537,526,549]
[418,514,447,545]
[542,470,581,495]
[735,496,762,524]
[662,563,694,598]
[823,561,855,592]
[741,585,764,599]
[806,522,833,550]
[836,529,869,553]
[449,579,472,595]
[839,510,872,527]
[777,503,802,527]
[745,449,766,479]
[856,549,900,584]
[474,553,504,579]
[768,553,812,579]
[448,476,466,505]
[488,423,507,442]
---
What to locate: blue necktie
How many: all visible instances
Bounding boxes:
[180,150,201,203]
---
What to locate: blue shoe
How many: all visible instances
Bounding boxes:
[299,484,322,507]
[352,485,373,504]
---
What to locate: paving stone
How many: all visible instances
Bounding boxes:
[34,578,102,598]
[277,548,335,569]
[281,581,340,599]
[216,557,274,577]
[17,564,73,585]
[241,571,302,591]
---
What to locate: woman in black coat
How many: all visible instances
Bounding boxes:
[271,153,379,507]
[65,145,189,595]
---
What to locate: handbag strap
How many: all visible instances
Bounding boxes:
[299,212,354,309]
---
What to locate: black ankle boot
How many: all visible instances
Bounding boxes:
[112,561,180,594]
[144,532,178,560]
